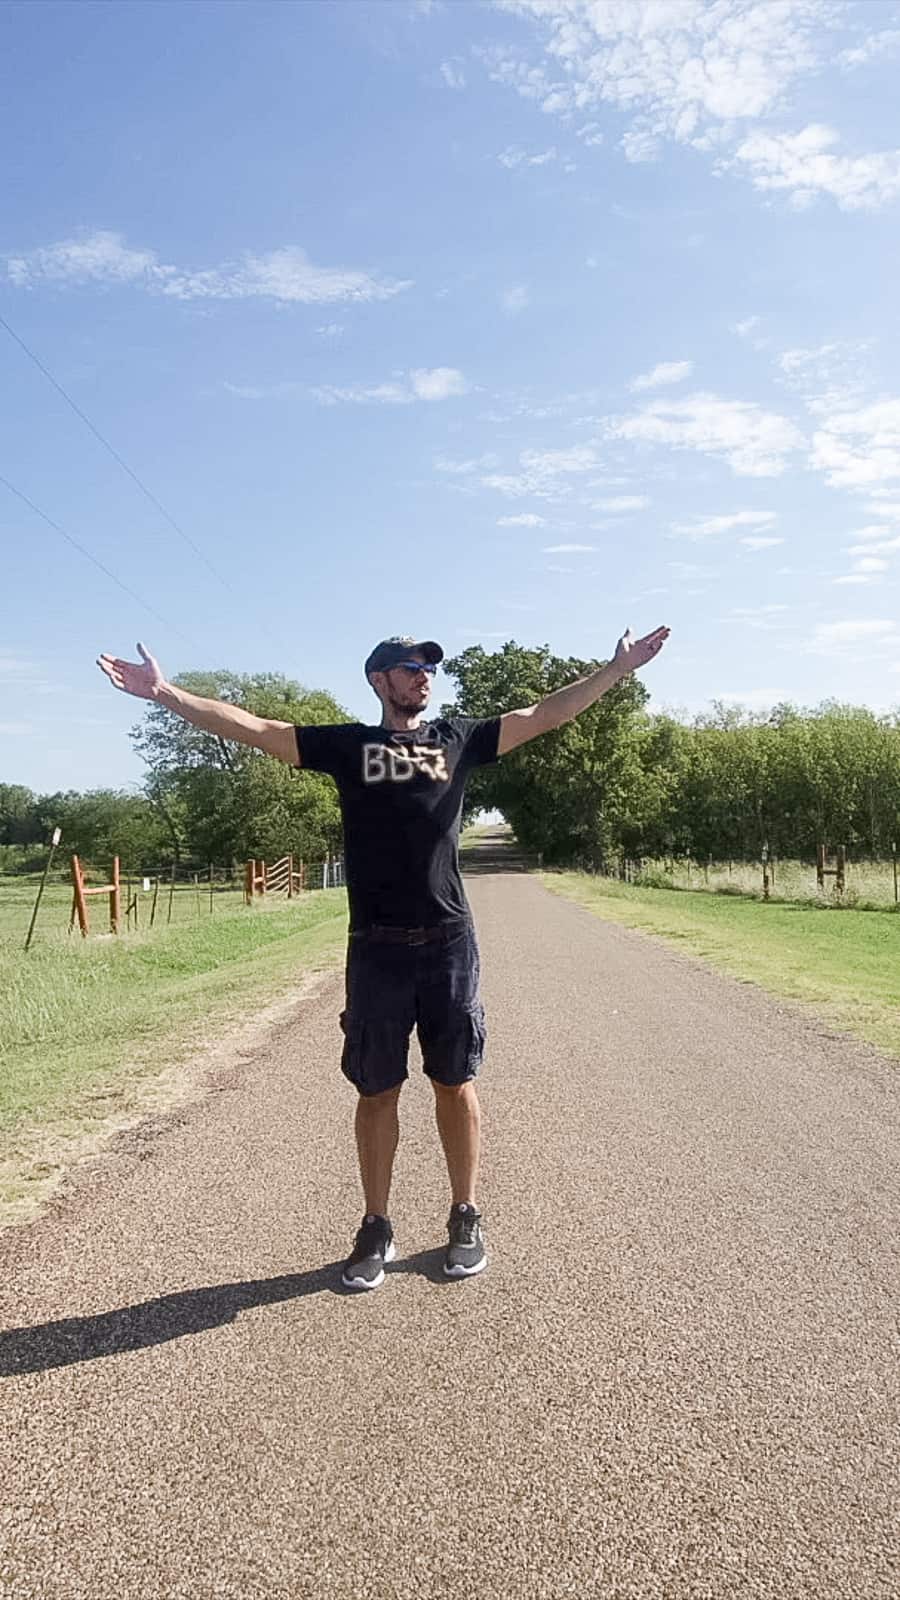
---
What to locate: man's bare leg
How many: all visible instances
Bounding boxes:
[355,1084,402,1217]
[432,1079,481,1207]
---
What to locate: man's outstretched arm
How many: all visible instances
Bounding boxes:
[97,643,300,766]
[496,626,669,757]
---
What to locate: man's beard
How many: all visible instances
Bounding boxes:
[386,685,428,719]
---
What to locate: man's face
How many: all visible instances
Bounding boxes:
[376,651,432,715]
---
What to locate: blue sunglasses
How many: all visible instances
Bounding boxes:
[392,660,437,676]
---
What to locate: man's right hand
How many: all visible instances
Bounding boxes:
[97,641,165,700]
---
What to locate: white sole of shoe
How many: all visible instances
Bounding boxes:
[443,1254,487,1278]
[341,1237,396,1291]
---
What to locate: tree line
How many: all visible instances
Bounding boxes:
[2,647,899,875]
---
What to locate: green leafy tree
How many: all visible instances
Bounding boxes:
[132,670,349,865]
[443,641,649,863]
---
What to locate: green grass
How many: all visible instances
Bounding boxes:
[633,855,900,909]
[0,891,348,1133]
[541,870,900,1059]
[0,873,251,944]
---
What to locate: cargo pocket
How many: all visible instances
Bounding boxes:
[339,1012,369,1094]
[466,1002,487,1072]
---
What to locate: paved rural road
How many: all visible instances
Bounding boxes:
[2,864,899,1599]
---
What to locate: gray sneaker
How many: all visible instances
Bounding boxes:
[342,1214,396,1291]
[444,1203,487,1278]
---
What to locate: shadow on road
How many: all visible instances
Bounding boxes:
[460,839,536,876]
[0,1249,457,1376]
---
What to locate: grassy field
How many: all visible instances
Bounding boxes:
[633,855,900,909]
[0,873,252,945]
[1,890,348,1137]
[542,870,900,1059]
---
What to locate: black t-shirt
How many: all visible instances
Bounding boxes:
[295,716,502,930]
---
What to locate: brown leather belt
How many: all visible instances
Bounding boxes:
[352,919,470,947]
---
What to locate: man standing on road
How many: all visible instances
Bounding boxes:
[99,626,668,1289]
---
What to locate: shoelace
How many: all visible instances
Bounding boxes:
[449,1213,480,1247]
[356,1220,390,1256]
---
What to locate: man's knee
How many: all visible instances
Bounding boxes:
[431,1077,479,1101]
[357,1083,403,1112]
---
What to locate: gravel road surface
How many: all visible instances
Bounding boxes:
[2,866,898,1599]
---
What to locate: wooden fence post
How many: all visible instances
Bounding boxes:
[71,854,90,938]
[109,856,120,934]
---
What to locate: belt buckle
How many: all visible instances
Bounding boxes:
[408,927,429,947]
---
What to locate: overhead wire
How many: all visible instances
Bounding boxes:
[0,308,304,664]
[0,309,235,594]
[0,470,192,644]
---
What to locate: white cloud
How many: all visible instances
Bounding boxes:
[435,452,498,474]
[728,125,900,211]
[482,444,598,498]
[607,392,804,477]
[542,543,596,553]
[497,146,557,168]
[592,494,650,513]
[867,500,900,518]
[810,399,900,490]
[409,366,468,400]
[485,6,900,212]
[577,122,604,147]
[847,534,900,556]
[6,230,412,304]
[497,513,545,526]
[839,29,900,70]
[500,284,530,315]
[740,535,784,550]
[629,361,693,392]
[440,59,466,90]
[732,316,761,338]
[487,2,829,167]
[315,367,467,406]
[672,510,777,540]
[809,619,897,653]
[315,323,345,338]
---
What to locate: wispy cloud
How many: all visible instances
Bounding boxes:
[839,28,900,70]
[607,392,804,477]
[6,230,412,304]
[591,494,649,513]
[500,284,529,315]
[497,146,557,168]
[810,398,900,491]
[740,535,784,551]
[497,513,545,526]
[672,510,777,541]
[315,367,467,406]
[542,543,596,553]
[482,444,598,498]
[440,58,466,90]
[808,618,898,654]
[629,361,693,392]
[732,316,761,338]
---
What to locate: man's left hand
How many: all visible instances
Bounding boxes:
[613,625,670,672]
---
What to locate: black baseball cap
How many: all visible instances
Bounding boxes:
[364,636,444,678]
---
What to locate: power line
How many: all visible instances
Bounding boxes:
[0,471,191,644]
[0,310,235,595]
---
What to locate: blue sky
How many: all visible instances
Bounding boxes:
[2,0,900,793]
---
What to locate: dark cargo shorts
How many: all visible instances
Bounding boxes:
[339,918,486,1097]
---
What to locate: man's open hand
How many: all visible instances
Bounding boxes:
[614,626,670,673]
[97,642,165,699]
